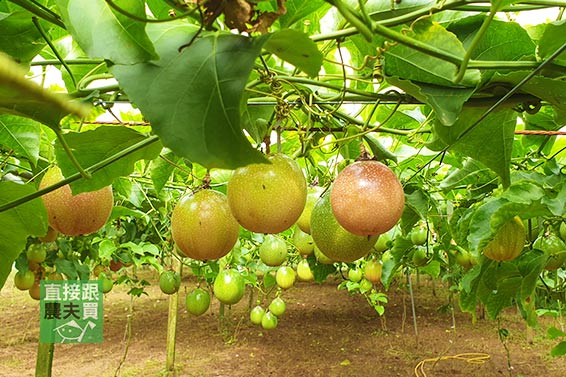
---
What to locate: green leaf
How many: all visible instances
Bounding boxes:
[264,29,323,77]
[54,258,79,279]
[466,176,566,252]
[278,0,330,28]
[384,19,481,87]
[111,31,269,169]
[538,20,566,66]
[485,274,521,319]
[434,107,516,187]
[0,52,90,128]
[475,261,520,319]
[550,341,566,357]
[548,326,566,340]
[490,72,566,119]
[0,115,41,165]
[110,206,150,222]
[55,0,157,64]
[149,148,176,194]
[363,134,397,163]
[145,0,173,19]
[439,158,495,191]
[419,260,441,278]
[517,251,546,301]
[0,182,48,290]
[459,262,489,318]
[263,271,276,289]
[386,76,474,126]
[54,126,162,194]
[448,15,536,83]
[0,11,46,64]
[367,0,436,21]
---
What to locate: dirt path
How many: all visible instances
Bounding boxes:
[1,269,564,376]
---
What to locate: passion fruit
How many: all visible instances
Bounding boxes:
[39,166,113,236]
[330,160,404,237]
[295,186,323,234]
[533,234,566,270]
[310,192,377,263]
[227,153,307,234]
[171,189,239,261]
[482,216,526,262]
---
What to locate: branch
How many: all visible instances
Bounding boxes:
[7,0,66,29]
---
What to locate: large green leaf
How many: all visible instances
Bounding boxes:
[387,76,474,126]
[0,115,41,165]
[264,29,323,77]
[434,107,516,187]
[448,15,536,83]
[145,0,173,19]
[538,20,566,66]
[55,126,162,194]
[55,0,157,64]
[0,52,90,128]
[384,19,481,87]
[149,148,177,194]
[278,0,330,28]
[481,262,521,319]
[0,11,46,64]
[111,30,269,169]
[439,158,496,191]
[490,72,566,119]
[0,182,48,290]
[368,0,436,21]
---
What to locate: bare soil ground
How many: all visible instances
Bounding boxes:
[1,268,565,377]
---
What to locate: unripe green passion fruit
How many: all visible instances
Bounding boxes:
[295,186,323,234]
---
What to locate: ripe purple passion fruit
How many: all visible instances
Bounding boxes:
[330,160,404,237]
[227,153,307,234]
[310,192,377,263]
[171,189,239,261]
[39,166,113,236]
[482,216,526,262]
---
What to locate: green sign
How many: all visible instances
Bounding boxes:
[39,280,103,343]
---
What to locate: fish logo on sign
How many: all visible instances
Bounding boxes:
[52,320,96,343]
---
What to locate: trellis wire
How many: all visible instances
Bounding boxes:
[80,120,566,136]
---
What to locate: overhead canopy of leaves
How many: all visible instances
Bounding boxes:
[111,31,269,169]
